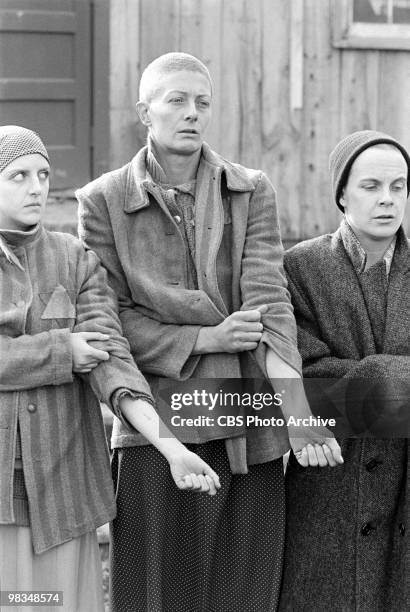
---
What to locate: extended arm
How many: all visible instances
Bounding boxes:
[119,396,220,495]
[240,173,303,375]
[266,348,343,467]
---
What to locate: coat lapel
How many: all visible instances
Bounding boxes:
[194,144,255,316]
[194,156,227,314]
[383,230,410,355]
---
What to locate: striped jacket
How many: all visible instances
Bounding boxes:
[0,224,153,553]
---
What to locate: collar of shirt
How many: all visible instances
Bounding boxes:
[341,219,396,276]
[145,139,197,197]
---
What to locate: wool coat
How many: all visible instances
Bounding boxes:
[0,224,153,553]
[279,219,409,612]
[77,143,301,466]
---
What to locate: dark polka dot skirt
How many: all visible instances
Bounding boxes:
[110,439,285,612]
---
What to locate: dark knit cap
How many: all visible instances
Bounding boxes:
[329,130,410,211]
[0,125,49,173]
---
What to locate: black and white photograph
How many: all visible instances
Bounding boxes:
[0,1,409,611]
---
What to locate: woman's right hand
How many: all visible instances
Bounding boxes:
[70,331,111,373]
[194,306,268,354]
[168,448,221,496]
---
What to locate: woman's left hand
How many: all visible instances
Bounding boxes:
[169,450,221,496]
[289,430,343,467]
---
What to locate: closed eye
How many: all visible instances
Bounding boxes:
[391,182,405,191]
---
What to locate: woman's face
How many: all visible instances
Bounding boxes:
[340,146,408,246]
[137,70,212,158]
[0,153,49,230]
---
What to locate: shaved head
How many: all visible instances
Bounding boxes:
[139,52,213,103]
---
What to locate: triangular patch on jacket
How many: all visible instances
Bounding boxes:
[41,285,76,319]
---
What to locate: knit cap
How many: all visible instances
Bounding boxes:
[0,125,49,173]
[329,130,410,211]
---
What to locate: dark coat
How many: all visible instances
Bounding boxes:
[279,219,409,612]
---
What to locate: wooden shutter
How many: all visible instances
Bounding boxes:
[0,0,91,189]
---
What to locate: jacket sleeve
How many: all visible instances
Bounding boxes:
[284,264,410,436]
[239,173,302,375]
[77,188,202,380]
[284,271,359,378]
[71,242,154,413]
[0,328,73,391]
[285,266,409,381]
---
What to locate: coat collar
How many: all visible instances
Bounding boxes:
[0,223,43,270]
[338,217,410,274]
[123,142,255,213]
[0,222,42,248]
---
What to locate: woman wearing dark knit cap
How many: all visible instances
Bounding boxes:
[0,125,220,610]
[280,130,410,611]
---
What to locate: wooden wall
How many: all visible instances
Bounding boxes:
[109,0,410,240]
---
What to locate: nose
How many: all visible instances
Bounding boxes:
[184,100,198,121]
[29,174,41,195]
[378,184,393,206]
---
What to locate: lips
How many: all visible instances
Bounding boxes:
[179,129,198,134]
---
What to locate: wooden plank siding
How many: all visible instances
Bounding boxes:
[109,0,410,240]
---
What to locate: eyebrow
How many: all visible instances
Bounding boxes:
[359,175,407,182]
[166,89,211,97]
[3,165,50,176]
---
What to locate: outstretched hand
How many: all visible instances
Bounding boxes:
[289,426,343,467]
[169,449,221,496]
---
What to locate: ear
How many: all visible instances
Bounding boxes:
[339,188,346,210]
[136,101,151,127]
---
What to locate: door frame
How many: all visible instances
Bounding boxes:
[91,0,110,179]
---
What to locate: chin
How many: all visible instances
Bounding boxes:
[20,216,41,228]
[369,227,399,241]
[171,143,203,156]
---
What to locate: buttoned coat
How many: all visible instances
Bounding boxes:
[77,143,301,464]
[0,225,153,553]
[279,220,409,612]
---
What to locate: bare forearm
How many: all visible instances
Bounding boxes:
[265,347,312,419]
[119,397,188,462]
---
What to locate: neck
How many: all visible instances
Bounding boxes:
[354,231,395,270]
[149,140,201,184]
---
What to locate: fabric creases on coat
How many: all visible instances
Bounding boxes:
[0,224,153,553]
[77,142,301,466]
[279,218,409,612]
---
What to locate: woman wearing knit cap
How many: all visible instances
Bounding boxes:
[0,125,221,610]
[279,130,410,611]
